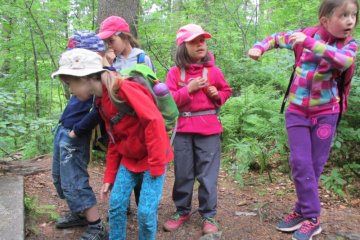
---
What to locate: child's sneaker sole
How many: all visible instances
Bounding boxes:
[276,222,303,232]
[276,211,306,232]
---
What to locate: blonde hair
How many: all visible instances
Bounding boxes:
[101,71,125,104]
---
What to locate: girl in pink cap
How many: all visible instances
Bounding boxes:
[97,16,155,72]
[163,24,232,235]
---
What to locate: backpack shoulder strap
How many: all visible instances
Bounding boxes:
[203,67,211,84]
[176,67,187,87]
[108,94,135,135]
[336,36,355,125]
[176,67,211,87]
[137,52,146,64]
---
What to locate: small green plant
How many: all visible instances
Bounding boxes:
[24,195,60,221]
[321,169,347,198]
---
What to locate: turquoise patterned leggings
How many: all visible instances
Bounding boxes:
[109,165,166,240]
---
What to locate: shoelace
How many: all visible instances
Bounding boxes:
[285,212,300,222]
[299,220,316,233]
[64,212,78,220]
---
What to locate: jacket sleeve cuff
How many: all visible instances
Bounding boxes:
[149,165,166,177]
[253,45,265,54]
[103,171,116,184]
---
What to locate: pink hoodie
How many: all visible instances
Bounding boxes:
[165,53,232,135]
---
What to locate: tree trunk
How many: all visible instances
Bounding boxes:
[98,0,139,37]
[30,28,40,118]
[173,0,183,12]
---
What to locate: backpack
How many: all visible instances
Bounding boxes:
[91,53,154,153]
[280,27,355,126]
[108,64,179,133]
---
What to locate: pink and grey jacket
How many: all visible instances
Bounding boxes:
[252,26,358,117]
[165,53,232,135]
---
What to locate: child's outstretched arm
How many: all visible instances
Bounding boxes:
[248,48,262,61]
[298,35,357,71]
[248,30,301,60]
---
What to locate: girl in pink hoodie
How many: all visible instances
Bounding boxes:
[163,24,232,235]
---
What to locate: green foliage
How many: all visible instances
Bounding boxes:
[24,195,59,221]
[331,75,360,165]
[221,83,288,184]
[0,0,93,159]
[0,0,359,199]
[0,88,55,159]
[321,169,347,197]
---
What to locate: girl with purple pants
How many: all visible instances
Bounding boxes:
[248,0,358,240]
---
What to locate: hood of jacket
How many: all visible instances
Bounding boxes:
[113,48,146,71]
[184,51,215,74]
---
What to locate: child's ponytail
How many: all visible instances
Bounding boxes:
[101,71,125,104]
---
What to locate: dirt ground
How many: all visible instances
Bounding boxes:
[24,155,360,240]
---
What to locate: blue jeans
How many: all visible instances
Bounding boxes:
[109,165,166,240]
[52,125,96,212]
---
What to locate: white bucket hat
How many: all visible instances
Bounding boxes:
[51,48,105,78]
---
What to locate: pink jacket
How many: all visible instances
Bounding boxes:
[165,53,232,135]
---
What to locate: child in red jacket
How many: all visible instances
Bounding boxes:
[52,48,173,240]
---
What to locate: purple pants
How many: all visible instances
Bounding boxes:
[285,111,338,218]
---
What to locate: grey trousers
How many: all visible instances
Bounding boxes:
[172,133,221,218]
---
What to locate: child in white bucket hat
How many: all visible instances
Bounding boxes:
[51,34,108,240]
[53,48,173,240]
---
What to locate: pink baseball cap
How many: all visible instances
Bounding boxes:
[97,16,130,40]
[176,24,211,46]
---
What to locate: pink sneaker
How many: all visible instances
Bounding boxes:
[163,212,191,232]
[202,217,219,235]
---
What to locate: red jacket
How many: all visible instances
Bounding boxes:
[96,79,173,184]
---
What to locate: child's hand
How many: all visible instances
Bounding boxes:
[290,32,306,46]
[104,49,116,65]
[205,86,220,100]
[69,130,76,138]
[248,48,262,61]
[187,77,208,94]
[100,183,111,202]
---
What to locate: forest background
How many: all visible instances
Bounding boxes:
[0,0,359,199]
